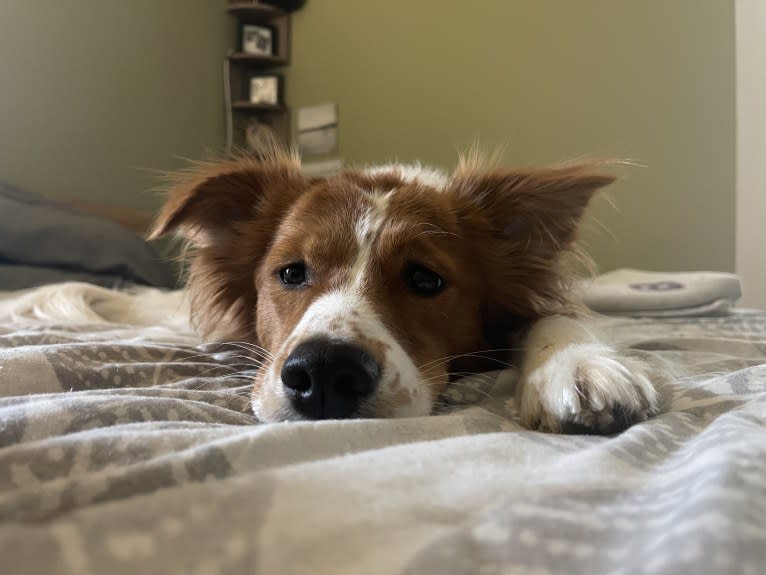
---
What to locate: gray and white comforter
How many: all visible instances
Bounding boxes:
[1,302,764,574]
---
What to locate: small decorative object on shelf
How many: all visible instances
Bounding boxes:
[242,24,273,56]
[249,76,279,105]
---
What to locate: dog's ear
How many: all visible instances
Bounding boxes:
[450,163,615,318]
[148,156,304,245]
[149,153,306,340]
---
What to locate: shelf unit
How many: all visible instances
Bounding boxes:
[225,1,291,150]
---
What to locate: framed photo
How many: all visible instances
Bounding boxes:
[242,25,273,56]
[249,76,279,105]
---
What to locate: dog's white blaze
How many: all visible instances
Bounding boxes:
[349,191,391,289]
[364,163,449,190]
[266,290,429,418]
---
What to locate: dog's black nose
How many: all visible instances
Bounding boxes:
[281,339,381,419]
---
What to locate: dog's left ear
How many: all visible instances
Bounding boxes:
[449,163,616,317]
[450,163,615,249]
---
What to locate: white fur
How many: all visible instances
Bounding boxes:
[516,315,659,432]
[253,290,428,422]
[364,163,449,190]
[0,282,190,331]
[351,191,391,288]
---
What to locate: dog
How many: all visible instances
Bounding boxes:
[148,143,658,432]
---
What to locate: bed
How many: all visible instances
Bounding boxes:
[1,291,764,574]
[1,180,764,574]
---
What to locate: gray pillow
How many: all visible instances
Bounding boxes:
[0,181,176,289]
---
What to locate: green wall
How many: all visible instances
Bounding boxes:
[288,0,736,273]
[0,1,736,273]
[0,0,228,211]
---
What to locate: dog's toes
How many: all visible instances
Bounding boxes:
[519,343,659,434]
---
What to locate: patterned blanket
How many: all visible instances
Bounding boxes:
[1,299,764,574]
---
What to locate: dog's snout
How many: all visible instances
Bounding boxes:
[281,339,381,419]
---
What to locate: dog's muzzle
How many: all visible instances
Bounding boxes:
[280,338,381,419]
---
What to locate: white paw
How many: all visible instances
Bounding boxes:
[518,343,659,433]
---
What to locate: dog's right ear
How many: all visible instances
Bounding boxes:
[148,153,306,341]
[148,155,305,246]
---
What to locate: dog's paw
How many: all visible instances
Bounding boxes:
[518,343,658,434]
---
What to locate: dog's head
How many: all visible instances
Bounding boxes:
[150,145,614,422]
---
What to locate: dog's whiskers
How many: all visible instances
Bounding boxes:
[423,370,496,384]
[221,341,275,360]
[174,350,242,366]
[214,353,267,367]
[185,374,253,391]
[418,348,520,371]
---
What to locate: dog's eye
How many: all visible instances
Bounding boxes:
[279,263,308,287]
[405,264,445,297]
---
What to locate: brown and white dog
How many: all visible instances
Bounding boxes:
[149,144,658,432]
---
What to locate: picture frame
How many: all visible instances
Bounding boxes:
[249,76,280,105]
[242,24,273,56]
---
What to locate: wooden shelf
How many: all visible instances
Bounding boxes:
[226,2,294,148]
[228,52,287,66]
[227,2,287,20]
[231,101,286,112]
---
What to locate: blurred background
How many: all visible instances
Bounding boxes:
[0,1,762,307]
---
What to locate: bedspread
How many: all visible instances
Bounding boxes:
[1,308,765,574]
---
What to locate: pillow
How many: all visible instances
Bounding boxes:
[0,181,176,289]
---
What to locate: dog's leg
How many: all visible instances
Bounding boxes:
[516,315,658,433]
